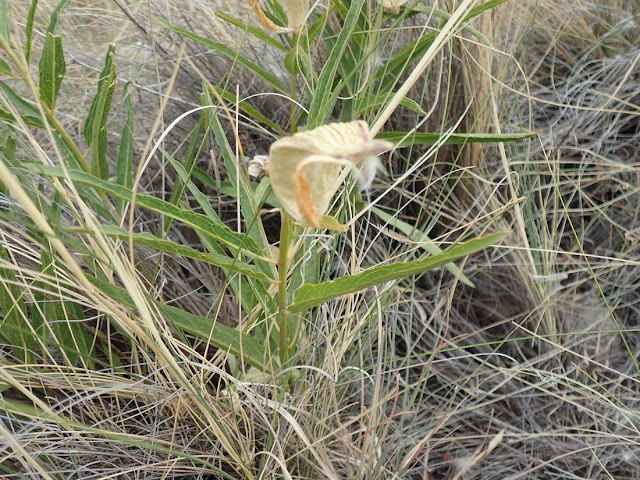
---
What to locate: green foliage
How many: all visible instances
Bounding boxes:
[0,80,45,127]
[38,32,65,110]
[24,0,38,63]
[157,18,286,93]
[0,0,517,385]
[115,82,133,214]
[307,0,365,127]
[88,275,272,373]
[46,0,69,36]
[290,232,508,314]
[0,245,34,364]
[84,44,116,180]
[0,0,9,43]
[376,131,538,147]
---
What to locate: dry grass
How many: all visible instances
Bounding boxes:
[1,0,639,479]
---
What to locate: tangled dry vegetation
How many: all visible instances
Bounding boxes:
[1,0,640,479]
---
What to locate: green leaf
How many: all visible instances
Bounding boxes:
[0,80,45,128]
[210,85,283,132]
[214,10,286,52]
[375,131,536,147]
[464,0,509,22]
[307,0,365,127]
[370,206,474,287]
[0,0,9,42]
[204,94,278,314]
[46,0,70,36]
[290,231,509,314]
[25,0,38,63]
[158,303,272,373]
[89,225,273,282]
[207,101,275,267]
[33,248,95,367]
[38,33,66,110]
[54,301,94,368]
[317,215,348,232]
[188,163,277,318]
[87,275,272,373]
[84,44,116,181]
[116,82,134,213]
[357,94,426,116]
[25,164,269,262]
[0,245,35,364]
[157,18,285,93]
[0,58,11,75]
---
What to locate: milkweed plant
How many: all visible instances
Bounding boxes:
[0,0,516,389]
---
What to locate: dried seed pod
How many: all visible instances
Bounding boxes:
[268,120,393,227]
[378,0,409,14]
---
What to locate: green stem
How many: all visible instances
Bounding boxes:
[290,76,297,134]
[277,212,293,364]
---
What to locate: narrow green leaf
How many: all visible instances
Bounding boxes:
[116,82,134,213]
[25,0,38,63]
[370,206,474,287]
[375,131,536,147]
[207,102,275,264]
[210,85,283,132]
[87,275,272,373]
[89,225,273,282]
[465,0,509,21]
[157,18,285,93]
[214,10,286,51]
[0,246,35,364]
[158,303,272,373]
[290,232,509,314]
[36,272,96,368]
[46,0,70,36]
[25,164,268,261]
[204,94,278,313]
[55,301,94,368]
[357,94,426,116]
[165,107,207,218]
[0,0,9,42]
[0,80,45,128]
[188,161,278,316]
[38,33,66,110]
[307,0,365,127]
[0,58,11,75]
[84,44,116,180]
[192,169,282,210]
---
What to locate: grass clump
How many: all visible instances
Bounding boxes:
[0,0,639,478]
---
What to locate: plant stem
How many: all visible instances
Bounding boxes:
[277,211,293,364]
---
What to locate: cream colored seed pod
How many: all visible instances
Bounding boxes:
[377,0,409,14]
[268,120,393,228]
[248,0,309,33]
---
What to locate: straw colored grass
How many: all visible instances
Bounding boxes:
[0,0,639,478]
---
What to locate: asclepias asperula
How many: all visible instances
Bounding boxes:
[268,120,393,228]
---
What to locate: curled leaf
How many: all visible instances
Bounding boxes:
[247,0,309,33]
[269,120,393,227]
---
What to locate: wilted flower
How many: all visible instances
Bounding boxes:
[268,120,393,228]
